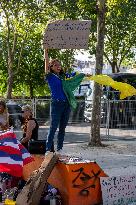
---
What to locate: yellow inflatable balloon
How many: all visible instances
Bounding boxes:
[86,74,136,99]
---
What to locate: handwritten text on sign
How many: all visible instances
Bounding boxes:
[100,175,136,205]
[43,20,91,49]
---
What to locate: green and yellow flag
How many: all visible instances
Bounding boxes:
[62,73,136,110]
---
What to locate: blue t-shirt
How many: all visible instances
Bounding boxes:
[45,73,67,100]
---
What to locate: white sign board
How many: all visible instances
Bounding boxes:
[100,175,136,205]
[43,20,91,49]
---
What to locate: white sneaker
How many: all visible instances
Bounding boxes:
[45,151,52,156]
[56,149,66,156]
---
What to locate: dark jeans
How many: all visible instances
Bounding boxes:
[46,100,71,151]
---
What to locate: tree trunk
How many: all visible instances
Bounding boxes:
[111,61,120,73]
[5,15,17,99]
[6,54,14,99]
[111,61,116,73]
[89,0,106,146]
[116,64,120,73]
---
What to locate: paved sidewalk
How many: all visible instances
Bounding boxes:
[62,142,136,177]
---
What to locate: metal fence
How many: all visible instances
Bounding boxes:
[82,98,136,139]
[6,98,136,139]
[104,99,136,139]
[34,98,86,125]
[6,98,86,126]
[106,100,136,128]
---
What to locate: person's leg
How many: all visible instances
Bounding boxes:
[57,102,71,151]
[46,101,63,152]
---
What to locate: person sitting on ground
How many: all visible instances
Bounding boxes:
[0,99,9,131]
[20,105,39,150]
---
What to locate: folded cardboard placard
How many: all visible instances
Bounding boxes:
[100,175,136,205]
[43,20,92,49]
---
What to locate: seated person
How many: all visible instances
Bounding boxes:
[0,100,9,131]
[20,105,39,149]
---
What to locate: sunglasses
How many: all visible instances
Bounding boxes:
[21,111,24,113]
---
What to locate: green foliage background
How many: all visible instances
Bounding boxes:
[0,0,136,98]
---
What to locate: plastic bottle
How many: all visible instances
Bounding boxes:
[50,197,56,205]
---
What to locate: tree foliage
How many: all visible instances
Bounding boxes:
[0,0,136,98]
[0,0,75,98]
[0,0,49,98]
[105,0,136,72]
[74,0,136,72]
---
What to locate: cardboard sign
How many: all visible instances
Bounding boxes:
[100,175,136,205]
[43,20,91,49]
